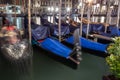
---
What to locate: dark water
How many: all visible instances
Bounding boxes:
[0,46,110,80]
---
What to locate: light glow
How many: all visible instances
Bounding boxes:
[55,7,59,12]
[101,16,105,23]
[86,0,93,4]
[110,6,114,9]
[79,2,82,6]
[48,7,51,11]
[66,7,71,12]
[51,7,54,11]
[48,7,54,12]
[96,4,100,8]
[101,6,106,12]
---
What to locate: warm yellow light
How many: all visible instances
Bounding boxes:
[110,6,114,9]
[79,2,82,6]
[77,6,80,9]
[102,6,106,11]
[101,16,105,23]
[86,0,93,4]
[96,4,100,7]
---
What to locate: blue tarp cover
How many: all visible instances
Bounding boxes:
[70,23,120,37]
[82,24,105,34]
[53,25,70,36]
[32,26,72,58]
[39,38,72,58]
[82,24,120,37]
[32,25,50,40]
[66,36,107,53]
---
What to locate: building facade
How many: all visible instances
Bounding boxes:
[0,0,77,14]
[32,0,74,15]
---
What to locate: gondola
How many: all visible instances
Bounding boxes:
[66,18,120,44]
[29,22,80,65]
[33,0,120,56]
[68,18,120,37]
[43,15,118,55]
[51,24,109,54]
[33,16,108,55]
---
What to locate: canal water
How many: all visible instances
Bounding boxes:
[0,17,110,80]
[0,45,110,80]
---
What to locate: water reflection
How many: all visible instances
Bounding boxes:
[0,55,32,80]
[0,44,32,80]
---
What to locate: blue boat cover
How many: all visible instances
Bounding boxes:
[32,26,72,58]
[53,25,70,36]
[82,24,105,34]
[40,17,53,26]
[32,25,50,40]
[69,23,105,35]
[66,36,107,53]
[39,38,72,58]
[90,24,105,33]
[98,25,120,37]
[70,23,119,36]
[107,25,120,36]
[69,25,79,33]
